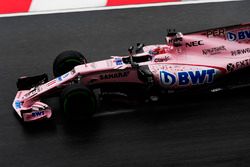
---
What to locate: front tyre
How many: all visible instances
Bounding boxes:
[53,50,86,77]
[60,84,96,120]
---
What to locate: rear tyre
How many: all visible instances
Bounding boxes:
[53,50,86,77]
[60,84,96,120]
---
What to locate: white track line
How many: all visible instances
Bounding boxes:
[0,0,242,18]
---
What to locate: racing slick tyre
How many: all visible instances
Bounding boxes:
[60,84,96,120]
[53,50,87,77]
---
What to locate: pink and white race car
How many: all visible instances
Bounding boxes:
[13,23,250,122]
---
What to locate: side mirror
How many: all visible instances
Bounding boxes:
[128,46,134,55]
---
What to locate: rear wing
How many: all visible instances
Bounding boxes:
[164,23,250,44]
[186,22,250,42]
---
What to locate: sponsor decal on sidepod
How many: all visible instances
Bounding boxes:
[227,30,250,41]
[231,48,250,56]
[154,56,170,62]
[227,58,250,72]
[100,71,130,80]
[202,46,226,55]
[160,69,216,86]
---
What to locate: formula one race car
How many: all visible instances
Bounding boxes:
[13,23,250,122]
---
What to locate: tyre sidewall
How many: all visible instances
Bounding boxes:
[53,50,85,77]
[61,85,96,120]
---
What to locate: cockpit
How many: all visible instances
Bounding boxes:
[121,43,153,64]
[120,31,183,65]
[122,53,152,64]
[121,43,171,64]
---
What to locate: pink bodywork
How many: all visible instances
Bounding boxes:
[13,23,250,121]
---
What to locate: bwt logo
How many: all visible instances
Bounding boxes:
[227,30,250,41]
[160,69,216,86]
[32,111,45,117]
[160,71,176,86]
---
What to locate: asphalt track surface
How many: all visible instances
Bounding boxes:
[1,1,250,166]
